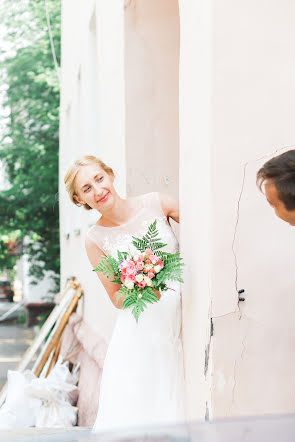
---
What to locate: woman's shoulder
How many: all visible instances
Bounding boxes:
[135,191,155,200]
[140,191,168,217]
[85,225,98,246]
[138,191,159,202]
[128,191,156,209]
[142,191,178,220]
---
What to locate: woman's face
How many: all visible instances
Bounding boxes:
[73,163,116,211]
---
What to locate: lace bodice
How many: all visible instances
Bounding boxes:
[86,192,179,258]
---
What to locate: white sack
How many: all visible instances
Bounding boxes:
[25,358,79,427]
[0,370,41,429]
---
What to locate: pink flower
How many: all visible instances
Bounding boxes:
[126,261,136,275]
[145,259,151,264]
[126,261,135,271]
[138,280,147,288]
[135,261,144,271]
[148,271,154,279]
[145,248,153,256]
[120,274,126,283]
[158,261,164,268]
[128,274,136,283]
[138,254,144,261]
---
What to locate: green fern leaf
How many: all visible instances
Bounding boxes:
[122,295,138,309]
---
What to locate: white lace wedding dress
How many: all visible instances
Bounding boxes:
[87,192,185,434]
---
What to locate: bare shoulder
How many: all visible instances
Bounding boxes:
[85,233,105,261]
[85,233,95,250]
[157,192,179,223]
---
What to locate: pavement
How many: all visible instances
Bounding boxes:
[1,414,295,441]
[0,303,36,390]
[0,427,92,441]
[0,298,25,322]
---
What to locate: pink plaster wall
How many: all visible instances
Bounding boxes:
[124,0,180,207]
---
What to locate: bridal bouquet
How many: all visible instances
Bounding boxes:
[93,220,184,322]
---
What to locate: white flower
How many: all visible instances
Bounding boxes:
[151,259,157,265]
[144,264,153,271]
[154,265,161,273]
[133,254,139,261]
[143,276,152,286]
[135,274,144,283]
[138,293,142,299]
[124,280,134,290]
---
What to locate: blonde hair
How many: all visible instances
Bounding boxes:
[64,155,115,210]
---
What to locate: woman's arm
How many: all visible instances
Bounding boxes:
[85,236,125,308]
[85,237,162,308]
[158,192,179,223]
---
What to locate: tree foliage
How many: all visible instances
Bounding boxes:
[0,0,61,291]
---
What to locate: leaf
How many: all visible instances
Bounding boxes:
[132,220,167,253]
[122,295,137,309]
[132,304,141,323]
[93,255,121,280]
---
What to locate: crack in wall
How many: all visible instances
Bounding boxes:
[223,145,295,417]
[212,303,242,321]
[205,401,209,421]
[204,298,214,420]
[231,145,295,310]
[204,317,214,378]
[205,146,295,419]
[227,333,247,416]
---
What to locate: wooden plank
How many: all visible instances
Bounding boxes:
[31,285,79,373]
[34,287,83,377]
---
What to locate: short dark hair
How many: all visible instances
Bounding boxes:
[256,150,295,210]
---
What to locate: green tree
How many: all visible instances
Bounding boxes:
[0,0,61,291]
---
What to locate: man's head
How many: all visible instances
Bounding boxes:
[256,150,295,226]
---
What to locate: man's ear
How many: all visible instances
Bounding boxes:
[73,194,85,205]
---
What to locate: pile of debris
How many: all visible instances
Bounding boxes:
[0,279,107,428]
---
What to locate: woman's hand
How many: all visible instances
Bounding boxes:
[153,289,161,300]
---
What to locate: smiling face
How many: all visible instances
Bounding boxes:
[73,163,116,212]
[264,181,295,226]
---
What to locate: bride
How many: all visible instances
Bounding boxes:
[64,155,185,433]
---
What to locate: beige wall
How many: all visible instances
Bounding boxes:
[179,0,295,420]
[60,0,295,423]
[178,0,212,421]
[125,0,180,207]
[211,0,295,417]
[59,0,126,341]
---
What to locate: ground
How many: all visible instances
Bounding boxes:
[0,316,35,390]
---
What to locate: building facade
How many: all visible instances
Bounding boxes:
[59,0,295,421]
